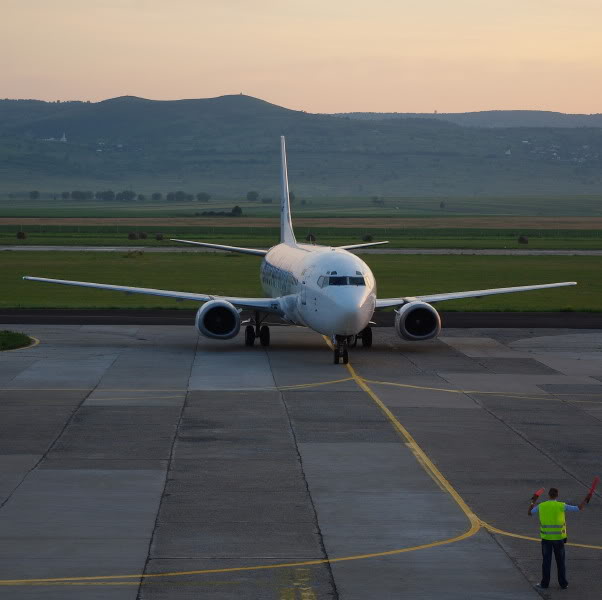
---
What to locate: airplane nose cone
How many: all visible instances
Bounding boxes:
[331,291,372,335]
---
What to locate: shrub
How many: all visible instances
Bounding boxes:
[155,233,164,241]
[518,235,529,244]
[362,234,374,242]
[139,232,148,239]
[16,231,27,240]
[128,232,138,240]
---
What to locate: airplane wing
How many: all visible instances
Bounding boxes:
[375,281,577,309]
[170,239,267,256]
[337,241,389,250]
[23,276,282,313]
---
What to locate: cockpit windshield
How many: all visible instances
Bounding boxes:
[348,276,365,286]
[318,275,366,287]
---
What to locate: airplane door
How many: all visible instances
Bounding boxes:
[301,266,313,306]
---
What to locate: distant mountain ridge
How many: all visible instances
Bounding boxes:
[333,110,602,128]
[1,95,601,196]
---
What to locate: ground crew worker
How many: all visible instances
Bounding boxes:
[528,487,590,590]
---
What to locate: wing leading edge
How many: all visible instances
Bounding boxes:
[376,281,577,309]
[22,276,282,313]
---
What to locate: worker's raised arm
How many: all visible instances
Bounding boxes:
[579,492,592,510]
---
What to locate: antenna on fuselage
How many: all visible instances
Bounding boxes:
[280,136,297,246]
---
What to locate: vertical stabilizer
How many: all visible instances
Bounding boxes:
[279,136,297,246]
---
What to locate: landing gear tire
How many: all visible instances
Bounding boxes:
[333,348,340,364]
[245,325,256,347]
[342,347,349,364]
[361,327,373,348]
[259,325,270,347]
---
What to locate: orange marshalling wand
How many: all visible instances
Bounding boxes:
[531,488,545,502]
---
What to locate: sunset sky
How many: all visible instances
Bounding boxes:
[2,0,601,113]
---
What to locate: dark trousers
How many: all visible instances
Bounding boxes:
[541,539,567,588]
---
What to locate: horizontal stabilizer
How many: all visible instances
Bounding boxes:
[338,241,389,251]
[170,239,267,256]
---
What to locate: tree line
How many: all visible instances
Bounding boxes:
[27,190,213,202]
[26,189,305,204]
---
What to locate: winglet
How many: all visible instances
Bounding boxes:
[280,136,296,246]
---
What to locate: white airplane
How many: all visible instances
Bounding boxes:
[25,137,576,364]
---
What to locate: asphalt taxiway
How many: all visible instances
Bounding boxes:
[0,325,601,599]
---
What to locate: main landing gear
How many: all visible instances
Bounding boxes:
[333,327,372,364]
[349,327,373,349]
[245,312,270,347]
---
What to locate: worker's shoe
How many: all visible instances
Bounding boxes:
[534,583,548,590]
[560,584,568,590]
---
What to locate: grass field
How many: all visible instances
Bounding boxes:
[2,252,599,311]
[3,216,602,228]
[0,330,31,351]
[2,218,602,251]
[2,195,602,219]
[3,232,602,250]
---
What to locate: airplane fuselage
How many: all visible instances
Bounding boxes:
[260,243,376,337]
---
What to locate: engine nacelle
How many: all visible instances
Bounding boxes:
[395,301,441,341]
[195,300,241,340]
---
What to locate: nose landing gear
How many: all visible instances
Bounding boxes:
[333,327,372,363]
[333,336,350,364]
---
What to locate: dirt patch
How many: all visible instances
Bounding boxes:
[1,217,602,229]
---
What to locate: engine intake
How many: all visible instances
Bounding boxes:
[395,301,441,341]
[196,300,240,340]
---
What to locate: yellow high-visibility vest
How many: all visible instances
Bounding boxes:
[538,500,567,540]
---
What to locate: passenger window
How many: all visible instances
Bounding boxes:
[329,276,347,286]
[349,277,365,286]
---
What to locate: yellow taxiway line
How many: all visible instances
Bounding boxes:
[0,339,600,587]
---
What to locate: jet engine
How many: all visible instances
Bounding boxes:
[395,301,441,341]
[195,300,241,340]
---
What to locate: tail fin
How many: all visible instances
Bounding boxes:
[280,136,296,246]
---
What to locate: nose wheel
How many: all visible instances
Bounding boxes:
[333,337,350,364]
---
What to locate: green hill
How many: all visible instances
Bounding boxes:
[1,95,601,196]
